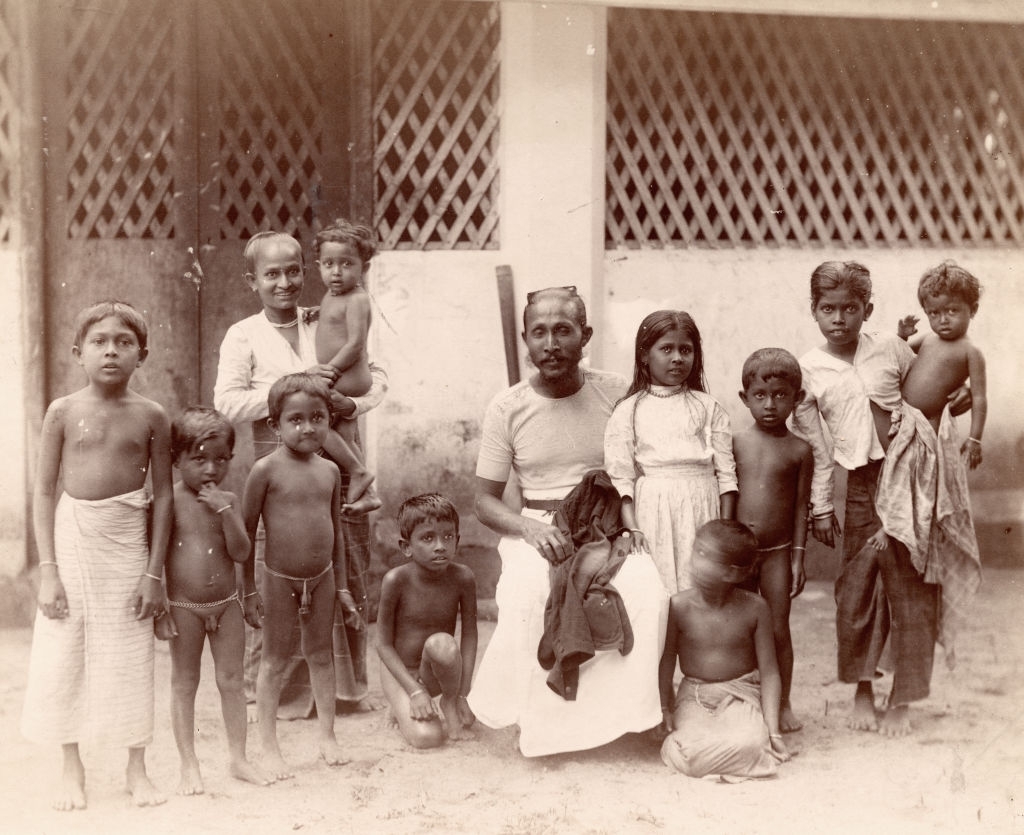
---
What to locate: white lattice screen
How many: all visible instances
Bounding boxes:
[607,10,1024,248]
[64,0,176,239]
[372,0,500,250]
[0,0,17,246]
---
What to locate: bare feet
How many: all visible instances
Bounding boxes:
[246,703,259,724]
[345,470,376,506]
[54,757,86,811]
[382,707,398,729]
[229,757,274,787]
[849,686,878,732]
[126,768,166,807]
[879,704,912,737]
[342,490,383,517]
[263,755,295,781]
[176,759,204,796]
[319,738,351,767]
[866,528,888,551]
[779,703,803,733]
[340,693,386,713]
[440,695,476,741]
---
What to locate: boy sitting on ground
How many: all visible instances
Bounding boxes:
[377,493,478,748]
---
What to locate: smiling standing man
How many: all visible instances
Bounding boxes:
[468,286,667,757]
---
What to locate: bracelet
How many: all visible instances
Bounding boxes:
[39,560,58,567]
[338,588,350,594]
[409,688,426,699]
[967,437,982,445]
[244,591,258,599]
[769,733,783,739]
[144,572,162,582]
[792,546,806,551]
[216,504,232,514]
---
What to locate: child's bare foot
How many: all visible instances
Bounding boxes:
[54,758,87,811]
[779,703,803,733]
[246,703,258,724]
[345,470,376,506]
[318,738,350,766]
[341,491,383,517]
[879,704,912,737]
[849,686,878,731]
[866,528,888,551]
[440,695,476,741]
[339,693,385,713]
[382,707,398,729]
[229,757,274,787]
[455,694,476,729]
[126,768,166,807]
[176,760,204,796]
[263,755,295,781]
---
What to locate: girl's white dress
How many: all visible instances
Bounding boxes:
[604,386,737,592]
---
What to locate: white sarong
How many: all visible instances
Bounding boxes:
[22,489,155,748]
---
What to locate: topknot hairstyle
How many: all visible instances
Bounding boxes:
[171,406,235,462]
[522,286,588,331]
[917,260,982,311]
[809,261,872,310]
[314,218,377,263]
[625,309,706,399]
[740,347,802,392]
[397,492,460,542]
[73,300,149,353]
[267,372,332,423]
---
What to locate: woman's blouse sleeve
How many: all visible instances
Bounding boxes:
[709,399,738,495]
[213,324,267,424]
[603,398,637,499]
[791,387,834,517]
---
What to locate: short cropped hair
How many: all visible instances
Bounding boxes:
[243,231,303,275]
[918,260,982,311]
[740,347,803,392]
[809,261,872,309]
[522,286,588,331]
[314,218,377,262]
[73,300,149,353]
[267,373,332,423]
[397,493,460,542]
[171,406,235,462]
[695,519,759,570]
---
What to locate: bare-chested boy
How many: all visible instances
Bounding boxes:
[165,407,271,795]
[377,493,477,748]
[733,348,813,734]
[242,373,348,777]
[313,218,381,513]
[22,300,171,810]
[659,520,789,781]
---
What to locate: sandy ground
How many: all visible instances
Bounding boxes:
[1,571,1023,835]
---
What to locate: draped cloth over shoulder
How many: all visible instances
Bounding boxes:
[874,404,982,667]
[22,489,155,747]
[538,470,634,700]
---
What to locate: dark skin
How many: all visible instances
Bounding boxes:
[377,518,478,748]
[474,294,592,564]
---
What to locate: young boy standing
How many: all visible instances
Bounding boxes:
[165,407,271,795]
[732,348,813,734]
[377,494,477,748]
[659,520,789,781]
[242,373,348,778]
[22,301,172,810]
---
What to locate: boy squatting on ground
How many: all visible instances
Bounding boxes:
[869,261,985,664]
[313,219,381,514]
[242,373,349,778]
[377,493,478,748]
[22,300,172,810]
[163,407,272,795]
[659,520,790,781]
[732,348,813,735]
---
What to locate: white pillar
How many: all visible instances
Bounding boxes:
[500,2,607,364]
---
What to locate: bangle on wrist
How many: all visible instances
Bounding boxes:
[39,560,58,567]
[144,572,162,582]
[409,688,426,699]
[967,437,982,445]
[244,591,258,599]
[792,546,806,551]
[216,504,232,514]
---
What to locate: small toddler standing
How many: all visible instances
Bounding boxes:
[377,494,478,748]
[242,373,348,778]
[164,407,271,795]
[313,218,381,514]
[22,301,172,810]
[733,348,813,734]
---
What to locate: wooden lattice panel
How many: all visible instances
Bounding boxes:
[0,0,17,246]
[64,0,175,239]
[210,1,326,241]
[373,0,499,250]
[607,10,1024,248]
